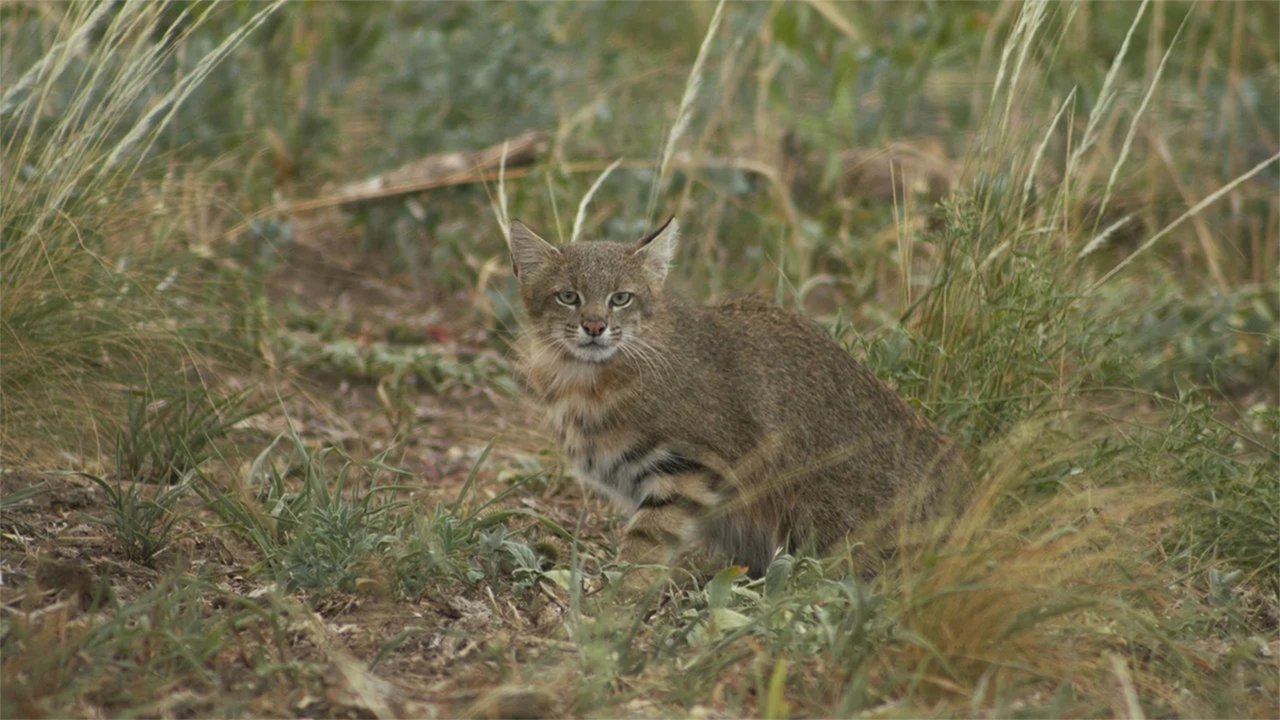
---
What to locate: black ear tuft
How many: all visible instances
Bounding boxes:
[631,217,678,285]
[636,215,675,249]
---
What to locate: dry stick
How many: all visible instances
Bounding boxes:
[223,155,782,242]
[333,130,545,202]
[226,131,547,240]
[1088,151,1280,292]
[222,166,533,241]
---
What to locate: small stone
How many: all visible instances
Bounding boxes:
[1253,636,1273,658]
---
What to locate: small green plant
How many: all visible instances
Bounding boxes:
[0,483,49,511]
[1163,400,1280,589]
[195,432,409,600]
[85,473,190,566]
[276,330,520,394]
[275,456,408,598]
[196,433,565,602]
[115,386,263,485]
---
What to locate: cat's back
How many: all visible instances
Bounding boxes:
[687,293,960,549]
[677,293,947,459]
[692,294,899,411]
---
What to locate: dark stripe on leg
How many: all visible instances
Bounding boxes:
[621,438,659,465]
[651,456,703,476]
[639,492,706,514]
[600,437,660,486]
[631,455,704,490]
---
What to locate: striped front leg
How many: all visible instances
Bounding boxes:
[618,457,722,585]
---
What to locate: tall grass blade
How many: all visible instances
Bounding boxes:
[1077,214,1134,260]
[0,2,114,115]
[1092,9,1190,234]
[1090,152,1280,290]
[570,157,623,243]
[1022,86,1076,217]
[491,140,512,239]
[103,1,285,178]
[647,0,726,221]
[1069,0,1149,171]
[451,439,495,514]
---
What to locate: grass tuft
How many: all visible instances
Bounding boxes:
[0,1,282,464]
[86,473,191,566]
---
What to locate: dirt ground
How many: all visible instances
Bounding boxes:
[0,216,635,718]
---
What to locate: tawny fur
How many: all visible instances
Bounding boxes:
[508,218,962,575]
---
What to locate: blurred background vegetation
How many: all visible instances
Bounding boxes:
[2,1,1277,716]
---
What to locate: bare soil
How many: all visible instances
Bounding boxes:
[0,220,625,718]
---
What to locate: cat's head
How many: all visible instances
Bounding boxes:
[506,218,678,364]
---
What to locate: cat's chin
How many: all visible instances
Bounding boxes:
[567,343,619,363]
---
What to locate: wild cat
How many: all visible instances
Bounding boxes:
[507,217,962,577]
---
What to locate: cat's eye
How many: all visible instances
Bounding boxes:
[555,290,580,306]
[609,291,633,308]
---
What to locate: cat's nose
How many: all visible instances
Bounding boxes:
[581,318,607,337]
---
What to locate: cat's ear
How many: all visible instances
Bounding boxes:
[633,216,678,284]
[507,221,560,279]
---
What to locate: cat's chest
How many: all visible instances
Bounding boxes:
[548,399,670,508]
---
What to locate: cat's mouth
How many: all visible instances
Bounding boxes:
[568,338,619,363]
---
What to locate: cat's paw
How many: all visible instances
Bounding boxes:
[609,560,672,603]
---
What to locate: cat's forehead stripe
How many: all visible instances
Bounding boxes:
[563,241,632,267]
[561,242,636,289]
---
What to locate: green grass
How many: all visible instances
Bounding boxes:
[114,385,264,485]
[86,472,192,566]
[1,1,1276,717]
[0,1,279,464]
[1,573,317,717]
[189,432,564,604]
